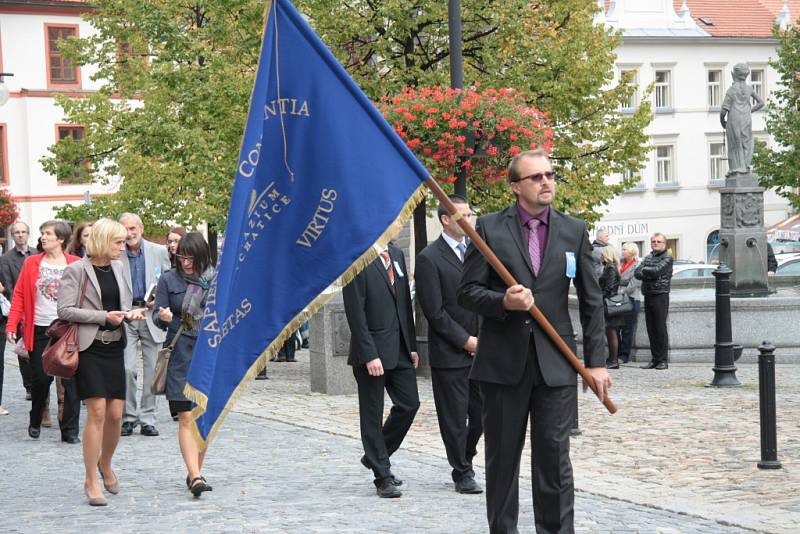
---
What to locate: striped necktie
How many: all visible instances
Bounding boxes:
[380,250,396,293]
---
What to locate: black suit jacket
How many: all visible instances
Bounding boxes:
[343,243,417,369]
[458,205,605,387]
[415,236,478,369]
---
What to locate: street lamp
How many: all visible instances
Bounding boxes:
[0,73,14,106]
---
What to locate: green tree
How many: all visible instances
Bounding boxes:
[296,0,652,223]
[754,24,800,211]
[41,0,266,230]
[45,0,650,229]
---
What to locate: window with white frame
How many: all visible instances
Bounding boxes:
[709,142,727,181]
[623,167,644,189]
[620,69,638,110]
[656,145,674,183]
[751,69,765,105]
[707,70,722,108]
[655,70,671,108]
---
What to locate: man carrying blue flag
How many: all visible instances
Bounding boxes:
[343,226,420,499]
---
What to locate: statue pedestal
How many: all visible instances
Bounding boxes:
[309,293,357,395]
[719,173,769,297]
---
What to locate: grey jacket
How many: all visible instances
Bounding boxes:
[57,257,133,351]
[619,262,642,301]
[120,239,171,343]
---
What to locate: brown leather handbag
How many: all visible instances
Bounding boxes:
[42,275,89,379]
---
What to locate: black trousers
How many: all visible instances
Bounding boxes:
[480,341,576,534]
[353,364,419,483]
[431,366,483,482]
[618,299,640,361]
[643,293,669,365]
[28,326,80,438]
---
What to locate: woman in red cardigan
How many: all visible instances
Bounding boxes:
[6,220,80,441]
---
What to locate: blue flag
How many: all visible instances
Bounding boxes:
[185,0,429,444]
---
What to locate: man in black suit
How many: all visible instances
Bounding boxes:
[459,149,610,534]
[343,227,420,499]
[415,195,483,495]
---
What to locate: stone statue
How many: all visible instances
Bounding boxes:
[720,63,765,174]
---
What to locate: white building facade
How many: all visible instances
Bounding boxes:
[0,0,117,250]
[596,0,796,261]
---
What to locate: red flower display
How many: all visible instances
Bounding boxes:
[0,188,19,228]
[380,86,553,188]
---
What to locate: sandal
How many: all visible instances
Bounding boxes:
[186,475,207,489]
[189,476,213,498]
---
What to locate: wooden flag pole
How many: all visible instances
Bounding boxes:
[424,178,618,414]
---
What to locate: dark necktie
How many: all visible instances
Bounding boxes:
[527,219,541,275]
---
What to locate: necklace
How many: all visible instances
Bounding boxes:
[94,264,112,273]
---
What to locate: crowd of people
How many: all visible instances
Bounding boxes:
[0,215,219,505]
[592,229,674,371]
[0,151,673,531]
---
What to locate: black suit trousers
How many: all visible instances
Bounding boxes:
[353,364,420,483]
[480,340,576,534]
[431,366,483,482]
[643,293,669,365]
[28,326,80,438]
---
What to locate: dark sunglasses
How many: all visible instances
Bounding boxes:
[516,171,557,183]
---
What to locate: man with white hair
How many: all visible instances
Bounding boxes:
[119,213,171,436]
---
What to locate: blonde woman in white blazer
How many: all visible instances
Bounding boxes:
[58,219,146,506]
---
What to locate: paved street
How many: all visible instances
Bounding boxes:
[0,350,795,533]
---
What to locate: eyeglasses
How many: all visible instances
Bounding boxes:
[516,171,557,183]
[176,255,194,262]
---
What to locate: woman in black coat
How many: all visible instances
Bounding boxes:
[153,232,216,497]
[598,246,624,369]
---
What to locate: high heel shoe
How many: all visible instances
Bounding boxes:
[84,484,108,506]
[98,464,119,494]
[189,476,213,498]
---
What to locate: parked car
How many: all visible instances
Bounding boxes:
[776,253,800,275]
[672,263,718,278]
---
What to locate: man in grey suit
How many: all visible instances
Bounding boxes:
[119,213,171,436]
[459,149,611,534]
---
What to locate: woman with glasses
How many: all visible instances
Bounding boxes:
[153,232,216,497]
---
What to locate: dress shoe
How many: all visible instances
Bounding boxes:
[28,425,41,439]
[360,455,402,486]
[607,362,620,370]
[120,421,135,436]
[140,424,159,436]
[455,477,483,494]
[375,478,402,498]
[619,354,630,364]
[84,484,108,507]
[62,436,81,444]
[655,362,669,370]
[640,362,656,369]
[99,465,119,494]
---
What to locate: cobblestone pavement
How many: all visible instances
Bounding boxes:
[0,351,792,533]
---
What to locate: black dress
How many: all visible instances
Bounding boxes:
[74,266,126,400]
